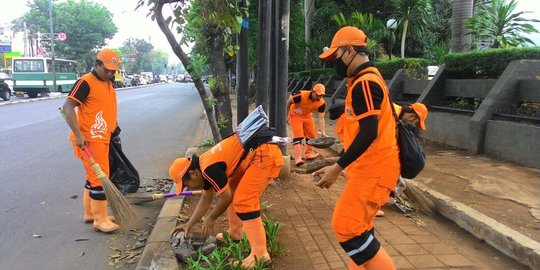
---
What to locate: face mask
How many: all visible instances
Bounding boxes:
[329,50,356,79]
[330,59,348,79]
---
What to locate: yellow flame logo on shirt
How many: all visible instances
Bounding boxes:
[90,111,108,139]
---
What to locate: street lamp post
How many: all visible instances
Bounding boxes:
[386,19,398,60]
[48,0,56,94]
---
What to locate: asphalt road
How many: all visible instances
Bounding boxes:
[0,83,203,269]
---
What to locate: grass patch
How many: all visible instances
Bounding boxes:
[180,213,283,270]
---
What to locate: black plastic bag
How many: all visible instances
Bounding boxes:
[396,121,426,179]
[109,131,140,194]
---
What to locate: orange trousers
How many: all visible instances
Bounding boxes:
[230,144,284,214]
[332,174,395,242]
[289,115,317,140]
[72,142,110,188]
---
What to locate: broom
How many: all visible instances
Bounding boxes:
[59,108,138,227]
[127,190,203,205]
[401,179,437,215]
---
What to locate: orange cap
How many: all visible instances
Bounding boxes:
[410,103,428,130]
[312,83,325,95]
[97,48,120,70]
[169,158,191,195]
[319,26,368,60]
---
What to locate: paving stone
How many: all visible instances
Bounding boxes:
[435,254,475,267]
[312,263,331,270]
[383,233,417,244]
[393,255,415,269]
[411,234,442,244]
[393,244,429,255]
[406,254,445,268]
[420,243,457,255]
[385,245,400,256]
[328,260,347,269]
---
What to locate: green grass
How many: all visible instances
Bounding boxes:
[179,214,283,270]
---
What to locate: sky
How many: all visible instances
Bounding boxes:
[0,0,182,63]
[0,0,539,63]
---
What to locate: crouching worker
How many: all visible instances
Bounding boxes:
[170,133,283,267]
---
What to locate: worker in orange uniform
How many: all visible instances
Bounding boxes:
[394,103,428,131]
[62,49,121,233]
[170,133,283,268]
[287,83,327,166]
[328,101,428,217]
[315,26,400,270]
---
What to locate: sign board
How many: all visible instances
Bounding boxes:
[4,51,20,57]
[56,32,67,41]
[0,45,11,52]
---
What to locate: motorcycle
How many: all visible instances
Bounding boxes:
[0,79,10,101]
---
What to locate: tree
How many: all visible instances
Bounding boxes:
[137,0,245,142]
[451,0,473,52]
[466,0,540,49]
[332,12,390,59]
[389,0,431,58]
[149,50,169,75]
[12,0,117,71]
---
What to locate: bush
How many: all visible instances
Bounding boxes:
[289,68,336,80]
[441,47,540,79]
[375,58,430,80]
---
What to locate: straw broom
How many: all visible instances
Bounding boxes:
[401,180,437,215]
[59,108,137,227]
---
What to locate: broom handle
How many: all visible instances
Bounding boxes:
[82,146,107,179]
[164,190,203,198]
[149,190,203,201]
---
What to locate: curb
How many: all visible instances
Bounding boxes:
[410,181,540,270]
[135,147,198,270]
[135,111,208,270]
[329,140,538,269]
[0,82,168,106]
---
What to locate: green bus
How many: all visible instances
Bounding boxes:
[12,57,78,98]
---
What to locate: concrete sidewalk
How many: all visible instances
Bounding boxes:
[136,94,533,269]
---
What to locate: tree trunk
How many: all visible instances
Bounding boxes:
[451,0,474,52]
[400,19,409,58]
[304,0,313,70]
[154,1,222,142]
[206,25,234,138]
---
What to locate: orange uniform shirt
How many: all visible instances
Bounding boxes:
[288,90,325,118]
[199,134,246,195]
[342,66,400,188]
[68,72,117,143]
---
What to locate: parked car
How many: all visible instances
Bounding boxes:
[124,75,133,87]
[183,74,192,83]
[159,74,167,83]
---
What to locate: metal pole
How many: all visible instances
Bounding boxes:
[48,0,56,94]
[269,0,279,128]
[256,0,271,113]
[237,0,249,124]
[277,0,290,153]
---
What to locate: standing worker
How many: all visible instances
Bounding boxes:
[62,49,121,233]
[287,83,327,166]
[170,133,283,268]
[328,101,429,218]
[315,26,400,270]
